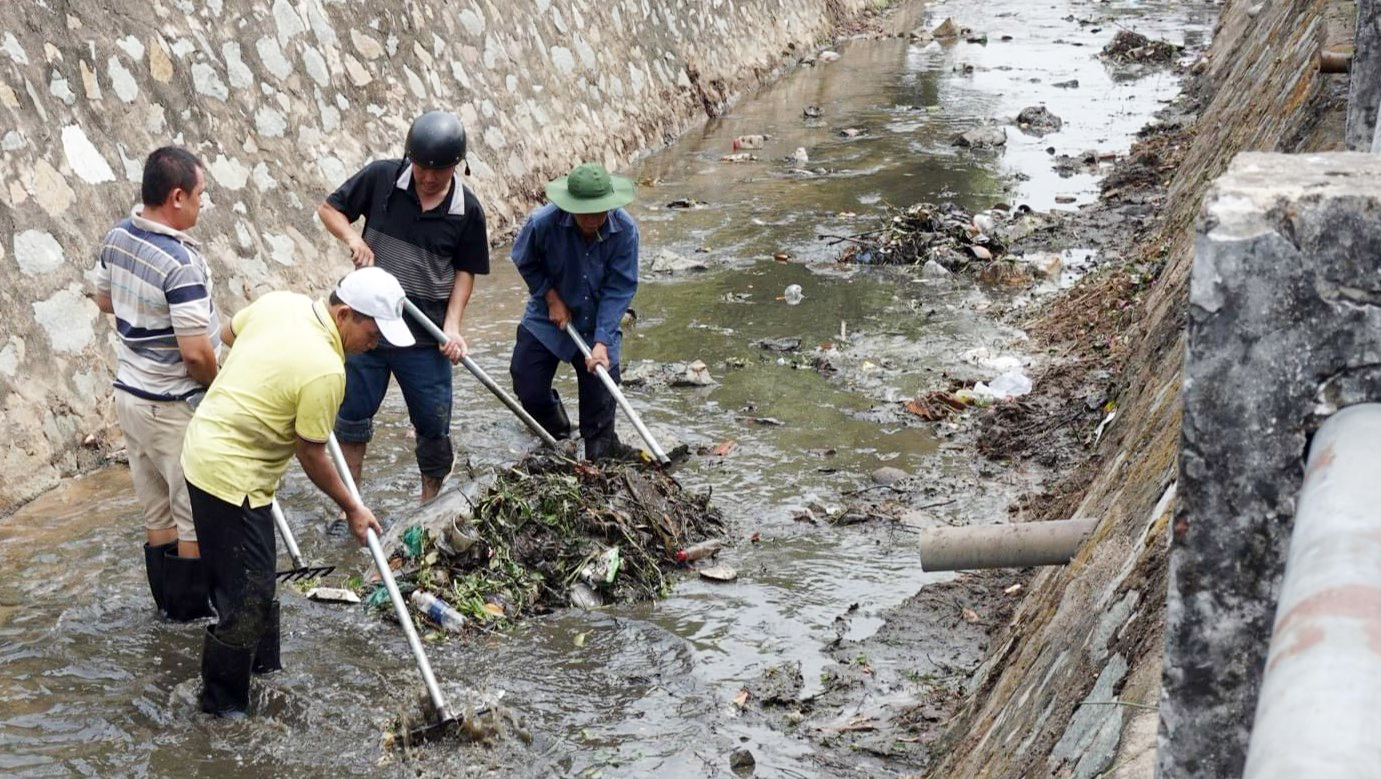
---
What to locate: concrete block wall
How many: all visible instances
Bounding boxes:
[0,0,870,511]
[1345,0,1381,149]
[1167,151,1381,777]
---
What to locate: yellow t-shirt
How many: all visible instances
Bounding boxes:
[182,292,345,508]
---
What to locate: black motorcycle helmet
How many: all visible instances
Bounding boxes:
[404,111,466,169]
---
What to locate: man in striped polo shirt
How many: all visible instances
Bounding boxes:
[317,111,489,506]
[93,146,220,622]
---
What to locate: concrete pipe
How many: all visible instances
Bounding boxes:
[1319,50,1352,73]
[919,519,1097,572]
[1243,403,1381,778]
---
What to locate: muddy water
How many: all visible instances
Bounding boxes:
[0,1,1214,776]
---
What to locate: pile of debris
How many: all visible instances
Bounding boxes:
[829,201,1058,275]
[1100,30,1181,65]
[361,451,724,635]
[1015,105,1063,136]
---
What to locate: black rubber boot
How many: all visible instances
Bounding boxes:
[200,626,254,718]
[549,390,572,440]
[143,542,175,613]
[163,550,216,621]
[252,600,282,674]
[585,434,644,463]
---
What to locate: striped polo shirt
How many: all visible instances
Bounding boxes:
[95,208,221,400]
[325,158,489,346]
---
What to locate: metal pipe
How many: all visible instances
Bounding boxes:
[269,499,305,568]
[1243,403,1381,778]
[326,433,454,724]
[400,299,559,447]
[1318,50,1351,73]
[918,519,1097,572]
[565,327,670,464]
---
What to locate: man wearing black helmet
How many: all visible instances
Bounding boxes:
[317,111,489,504]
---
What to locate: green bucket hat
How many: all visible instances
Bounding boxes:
[545,163,636,214]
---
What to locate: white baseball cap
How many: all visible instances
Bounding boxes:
[334,267,416,347]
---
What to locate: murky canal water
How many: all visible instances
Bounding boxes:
[0,1,1214,776]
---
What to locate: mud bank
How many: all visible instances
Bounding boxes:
[0,0,882,511]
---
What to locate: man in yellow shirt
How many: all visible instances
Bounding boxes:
[182,267,411,718]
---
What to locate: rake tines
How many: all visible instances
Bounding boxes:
[276,563,336,582]
[271,500,336,583]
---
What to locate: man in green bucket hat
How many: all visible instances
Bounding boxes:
[509,162,642,460]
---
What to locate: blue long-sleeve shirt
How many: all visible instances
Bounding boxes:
[512,203,639,364]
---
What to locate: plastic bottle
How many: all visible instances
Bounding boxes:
[409,590,467,633]
[675,538,725,564]
[732,134,768,150]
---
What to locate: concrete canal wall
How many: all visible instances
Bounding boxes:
[0,0,874,511]
[929,0,1355,776]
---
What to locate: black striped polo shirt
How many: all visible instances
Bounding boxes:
[326,158,489,345]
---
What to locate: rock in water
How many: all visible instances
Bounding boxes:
[933,17,961,39]
[730,747,756,775]
[871,466,907,485]
[1016,105,1063,135]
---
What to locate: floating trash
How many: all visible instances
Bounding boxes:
[697,564,738,582]
[825,200,1061,275]
[671,359,717,387]
[1100,30,1181,64]
[732,134,768,150]
[306,587,360,604]
[676,538,724,563]
[359,451,724,636]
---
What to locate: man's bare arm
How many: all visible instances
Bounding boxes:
[317,203,375,268]
[176,334,218,387]
[294,437,382,545]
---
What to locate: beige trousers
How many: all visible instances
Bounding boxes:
[114,391,197,542]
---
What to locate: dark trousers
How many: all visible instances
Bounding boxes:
[187,482,276,649]
[335,345,454,479]
[509,325,619,444]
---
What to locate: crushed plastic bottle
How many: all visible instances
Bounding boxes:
[409,590,467,633]
[782,284,804,305]
[675,538,725,564]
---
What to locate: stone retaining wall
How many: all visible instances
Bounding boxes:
[0,0,871,511]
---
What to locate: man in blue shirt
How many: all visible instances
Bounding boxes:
[510,163,639,461]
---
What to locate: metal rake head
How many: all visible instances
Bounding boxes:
[276,564,336,582]
[657,443,693,474]
[398,715,463,747]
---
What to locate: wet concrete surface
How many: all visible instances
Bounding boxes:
[0,0,1216,776]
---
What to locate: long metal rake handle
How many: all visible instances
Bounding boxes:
[270,500,305,569]
[269,499,336,581]
[400,299,558,447]
[325,433,455,725]
[565,327,670,464]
